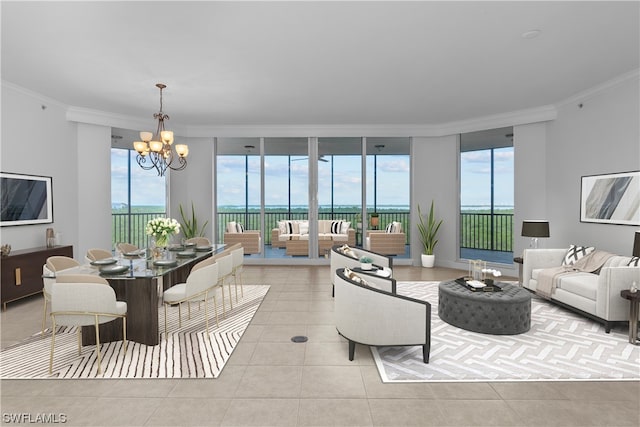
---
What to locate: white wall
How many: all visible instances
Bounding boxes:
[545,76,640,254]
[76,123,112,258]
[513,122,547,256]
[1,84,79,256]
[411,135,459,268]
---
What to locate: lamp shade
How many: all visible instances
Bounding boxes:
[521,221,550,238]
[633,231,640,257]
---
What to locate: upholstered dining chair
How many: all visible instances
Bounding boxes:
[185,237,211,247]
[85,248,113,262]
[116,242,139,256]
[163,260,220,338]
[215,254,234,314]
[49,274,127,374]
[230,246,245,301]
[42,256,81,334]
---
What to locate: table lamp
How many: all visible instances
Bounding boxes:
[633,231,640,257]
[521,221,550,249]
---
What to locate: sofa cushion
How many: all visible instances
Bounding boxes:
[299,221,309,235]
[562,245,595,266]
[332,234,349,242]
[556,273,598,300]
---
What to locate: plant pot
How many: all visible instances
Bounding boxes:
[421,254,435,268]
[360,262,372,270]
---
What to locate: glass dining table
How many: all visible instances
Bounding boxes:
[51,244,226,346]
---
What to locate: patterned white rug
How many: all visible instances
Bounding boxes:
[0,285,269,379]
[372,282,640,382]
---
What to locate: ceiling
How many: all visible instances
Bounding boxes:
[2,1,638,127]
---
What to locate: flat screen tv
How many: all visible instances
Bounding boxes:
[1,172,53,226]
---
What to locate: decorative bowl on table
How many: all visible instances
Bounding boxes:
[90,258,118,266]
[99,264,129,274]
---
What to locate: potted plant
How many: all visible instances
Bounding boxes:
[417,200,443,268]
[359,256,373,270]
[370,212,380,229]
[179,202,209,240]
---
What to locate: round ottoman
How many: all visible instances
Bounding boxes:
[438,280,531,335]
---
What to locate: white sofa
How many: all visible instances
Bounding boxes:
[272,220,356,249]
[523,248,640,332]
[334,268,431,363]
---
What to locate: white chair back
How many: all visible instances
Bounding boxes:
[86,248,112,262]
[46,256,80,272]
[231,247,244,269]
[217,254,233,278]
[51,282,123,326]
[186,262,219,297]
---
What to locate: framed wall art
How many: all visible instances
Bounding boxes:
[0,172,54,226]
[580,170,639,225]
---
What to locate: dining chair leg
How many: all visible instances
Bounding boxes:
[221,285,227,317]
[122,317,127,354]
[94,316,102,374]
[213,294,219,327]
[77,328,82,355]
[178,302,182,328]
[42,299,48,335]
[49,317,56,374]
[188,301,191,319]
[204,294,209,336]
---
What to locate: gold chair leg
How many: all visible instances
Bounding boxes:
[94,316,102,375]
[204,293,209,336]
[188,301,191,319]
[42,298,48,335]
[178,302,182,328]
[213,295,219,327]
[122,316,127,354]
[77,328,82,355]
[221,285,226,317]
[49,317,56,374]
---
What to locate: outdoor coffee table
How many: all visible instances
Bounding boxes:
[438,280,531,335]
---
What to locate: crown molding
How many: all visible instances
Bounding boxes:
[183,105,557,138]
[2,80,69,110]
[556,68,640,108]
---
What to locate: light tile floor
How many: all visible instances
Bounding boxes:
[1,265,639,426]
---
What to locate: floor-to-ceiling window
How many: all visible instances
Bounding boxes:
[459,127,514,263]
[213,136,411,261]
[216,138,262,243]
[265,137,309,258]
[366,137,411,257]
[111,147,167,249]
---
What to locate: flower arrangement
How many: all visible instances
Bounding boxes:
[359,256,374,270]
[145,217,181,248]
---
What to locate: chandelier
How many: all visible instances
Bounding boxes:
[133,83,188,176]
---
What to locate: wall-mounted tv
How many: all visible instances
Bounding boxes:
[1,172,53,226]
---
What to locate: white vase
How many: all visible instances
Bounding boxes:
[360,262,372,270]
[421,254,435,268]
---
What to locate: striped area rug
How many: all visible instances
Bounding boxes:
[0,285,269,379]
[372,282,640,382]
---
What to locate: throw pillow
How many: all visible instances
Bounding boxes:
[628,256,639,267]
[344,267,370,287]
[385,223,394,233]
[331,220,343,234]
[340,244,359,259]
[340,221,351,234]
[278,221,287,234]
[299,221,309,235]
[235,223,244,233]
[227,221,237,233]
[393,221,402,233]
[562,245,595,266]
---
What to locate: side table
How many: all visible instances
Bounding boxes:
[620,290,640,345]
[513,256,523,286]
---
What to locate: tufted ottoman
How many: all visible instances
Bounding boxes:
[438,280,531,335]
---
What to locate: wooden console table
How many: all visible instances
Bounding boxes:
[1,245,74,310]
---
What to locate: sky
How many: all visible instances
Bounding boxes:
[112,148,514,209]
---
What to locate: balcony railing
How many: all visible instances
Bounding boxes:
[112,211,166,249]
[111,210,512,254]
[460,212,513,252]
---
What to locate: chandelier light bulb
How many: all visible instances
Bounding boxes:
[149,140,163,152]
[175,144,189,157]
[133,141,148,154]
[161,130,174,145]
[139,131,153,142]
